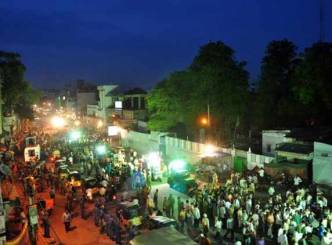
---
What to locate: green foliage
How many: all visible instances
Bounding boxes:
[256,39,299,129]
[0,51,40,119]
[293,42,332,125]
[147,41,249,142]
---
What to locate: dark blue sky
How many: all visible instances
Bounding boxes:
[0,0,331,89]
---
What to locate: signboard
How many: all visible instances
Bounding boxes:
[29,205,38,225]
[115,101,122,109]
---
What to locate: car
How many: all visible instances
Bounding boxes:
[148,216,176,230]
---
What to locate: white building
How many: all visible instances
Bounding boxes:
[87,85,118,121]
[262,130,293,156]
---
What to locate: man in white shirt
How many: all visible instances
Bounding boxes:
[294,175,302,186]
[193,205,200,228]
[268,185,275,196]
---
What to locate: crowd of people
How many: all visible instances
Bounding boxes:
[2,128,332,245]
[152,168,332,245]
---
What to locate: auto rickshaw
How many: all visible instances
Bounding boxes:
[116,200,142,227]
[67,171,81,188]
[82,177,100,200]
[58,165,70,179]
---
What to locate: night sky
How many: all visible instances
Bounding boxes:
[1,0,331,89]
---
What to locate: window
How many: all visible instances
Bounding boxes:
[28,150,36,157]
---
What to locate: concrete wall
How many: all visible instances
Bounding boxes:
[123,130,274,169]
[313,142,332,187]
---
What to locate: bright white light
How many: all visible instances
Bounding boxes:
[51,116,66,128]
[96,145,107,155]
[146,152,161,168]
[74,120,81,127]
[69,130,81,141]
[203,144,217,157]
[108,126,120,136]
[97,120,103,128]
[115,101,122,109]
[169,159,187,173]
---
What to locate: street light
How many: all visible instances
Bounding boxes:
[200,117,208,126]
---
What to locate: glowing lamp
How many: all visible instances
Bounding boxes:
[51,116,65,128]
[201,117,208,125]
[203,144,217,157]
[96,145,107,155]
[69,130,81,141]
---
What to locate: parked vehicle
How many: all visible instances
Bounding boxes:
[148,216,176,230]
[116,200,142,227]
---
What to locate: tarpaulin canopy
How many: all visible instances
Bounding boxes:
[130,226,197,245]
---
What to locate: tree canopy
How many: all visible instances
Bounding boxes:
[0,51,41,119]
[148,39,332,144]
[147,41,249,143]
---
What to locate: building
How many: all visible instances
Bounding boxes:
[111,88,147,120]
[87,85,119,121]
[262,130,292,156]
[77,90,97,116]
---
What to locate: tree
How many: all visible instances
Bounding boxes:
[189,42,249,142]
[293,42,332,126]
[147,41,249,143]
[256,39,299,129]
[0,51,40,119]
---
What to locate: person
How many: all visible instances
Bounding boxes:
[225,215,234,241]
[168,194,175,218]
[215,217,222,238]
[63,209,71,232]
[153,189,158,210]
[202,213,210,235]
[41,209,50,238]
[199,233,211,245]
[293,175,302,187]
[179,207,186,232]
[268,185,275,196]
[193,204,201,228]
[80,195,86,219]
[162,196,168,216]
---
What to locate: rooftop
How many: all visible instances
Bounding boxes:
[276,143,313,154]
